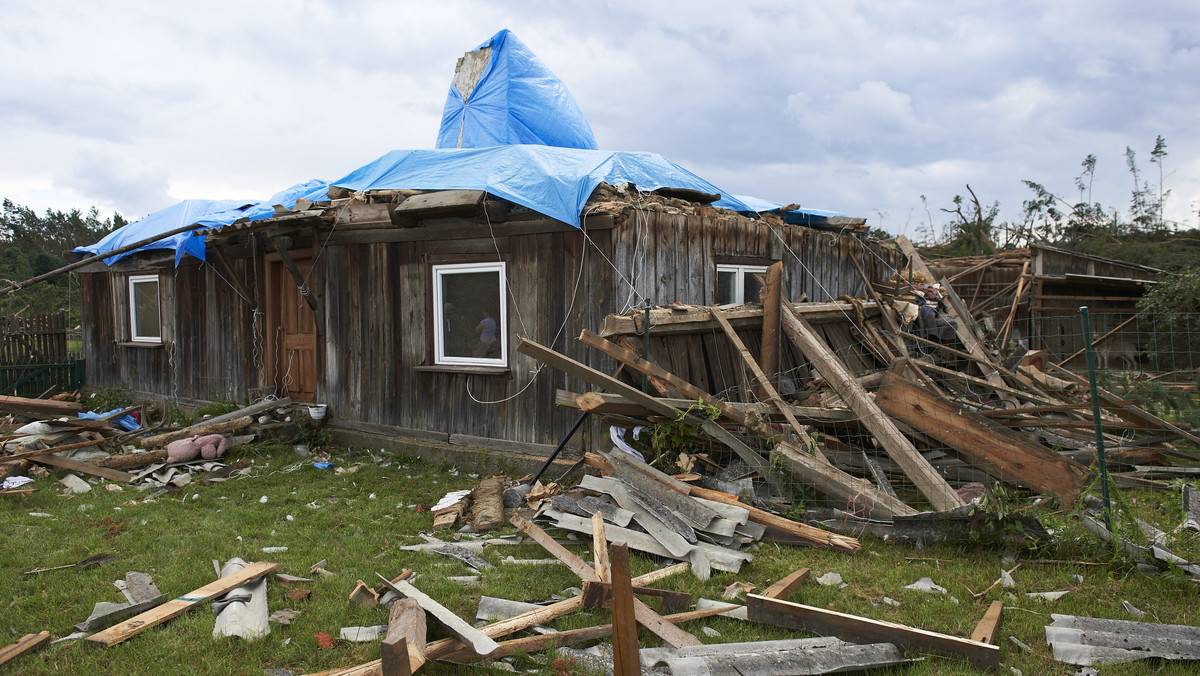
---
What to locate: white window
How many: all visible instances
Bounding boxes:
[128,274,162,342]
[432,262,507,366]
[716,264,768,305]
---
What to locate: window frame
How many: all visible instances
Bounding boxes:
[127,274,162,343]
[715,263,769,305]
[431,261,508,367]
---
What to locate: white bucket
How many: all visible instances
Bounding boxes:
[307,404,328,420]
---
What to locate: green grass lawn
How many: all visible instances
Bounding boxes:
[2,441,1199,675]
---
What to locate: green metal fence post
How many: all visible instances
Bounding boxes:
[1079,306,1113,532]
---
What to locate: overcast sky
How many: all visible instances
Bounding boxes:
[2,1,1197,238]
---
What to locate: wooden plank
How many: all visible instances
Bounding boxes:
[746,594,1000,669]
[510,515,702,648]
[770,440,918,519]
[610,543,641,676]
[781,303,964,511]
[381,598,424,676]
[592,511,610,583]
[0,631,51,667]
[436,604,736,664]
[32,454,133,483]
[711,309,822,459]
[893,236,1005,385]
[760,261,783,391]
[378,577,499,657]
[875,371,1089,501]
[515,336,778,488]
[970,601,1003,644]
[86,561,280,646]
[600,301,882,338]
[760,567,811,600]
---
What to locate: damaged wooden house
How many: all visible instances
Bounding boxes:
[68,29,896,471]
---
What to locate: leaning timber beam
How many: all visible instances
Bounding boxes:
[781,302,965,511]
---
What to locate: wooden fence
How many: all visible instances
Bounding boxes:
[1,311,71,365]
[0,312,85,396]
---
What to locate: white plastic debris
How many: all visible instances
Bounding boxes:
[262,547,288,553]
[1026,590,1069,601]
[882,597,900,607]
[1000,569,1016,588]
[816,572,847,588]
[29,512,52,517]
[259,495,268,503]
[60,474,92,494]
[3,476,35,489]
[905,577,948,594]
[286,514,294,521]
[339,625,387,642]
[701,626,721,637]
[1122,600,1146,617]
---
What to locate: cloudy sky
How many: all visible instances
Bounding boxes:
[2,1,1197,238]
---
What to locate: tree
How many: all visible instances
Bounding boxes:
[0,198,125,324]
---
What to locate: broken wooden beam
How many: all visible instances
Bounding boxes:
[0,631,51,668]
[511,515,702,648]
[971,601,1004,644]
[609,542,641,676]
[140,417,252,449]
[781,302,965,512]
[516,336,779,488]
[375,576,499,657]
[86,561,280,646]
[875,370,1090,501]
[760,567,811,600]
[746,593,1000,669]
[381,598,425,676]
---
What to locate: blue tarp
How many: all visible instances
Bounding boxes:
[731,194,845,219]
[436,29,598,151]
[76,180,331,266]
[331,145,754,228]
[75,199,254,266]
[238,179,331,222]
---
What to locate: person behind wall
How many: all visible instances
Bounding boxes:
[474,310,498,358]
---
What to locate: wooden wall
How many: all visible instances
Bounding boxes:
[79,255,258,402]
[79,206,902,452]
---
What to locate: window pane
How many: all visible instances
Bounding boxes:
[439,270,501,360]
[716,270,736,305]
[744,273,764,305]
[132,279,160,339]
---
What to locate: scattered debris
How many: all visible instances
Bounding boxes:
[1045,613,1200,666]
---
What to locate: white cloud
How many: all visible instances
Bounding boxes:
[0,0,1197,234]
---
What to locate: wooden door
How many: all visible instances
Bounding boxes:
[266,257,318,402]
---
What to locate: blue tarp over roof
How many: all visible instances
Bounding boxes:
[731,194,845,219]
[436,30,597,151]
[75,199,253,266]
[331,145,753,228]
[75,180,331,266]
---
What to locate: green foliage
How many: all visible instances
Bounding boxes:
[85,383,135,413]
[194,397,242,419]
[1137,269,1200,322]
[648,400,720,471]
[295,421,332,448]
[0,197,124,324]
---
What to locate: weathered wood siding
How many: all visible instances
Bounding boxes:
[319,222,617,449]
[610,210,896,307]
[79,206,900,452]
[79,256,257,402]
